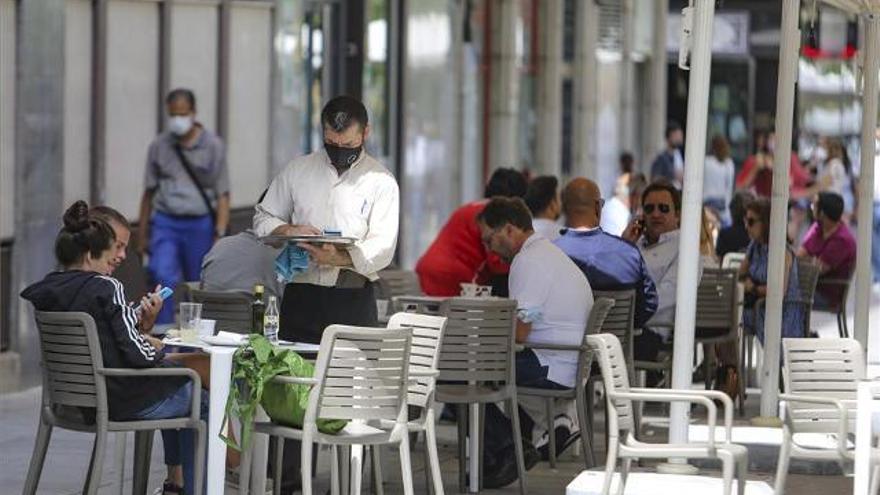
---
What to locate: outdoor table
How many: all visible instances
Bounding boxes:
[162,337,319,494]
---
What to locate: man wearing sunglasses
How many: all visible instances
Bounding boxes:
[622,180,699,363]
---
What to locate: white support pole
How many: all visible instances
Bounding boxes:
[662,0,714,471]
[619,0,636,156]
[573,0,599,180]
[756,0,801,423]
[855,14,880,358]
[647,0,670,168]
[535,0,563,177]
[488,0,519,172]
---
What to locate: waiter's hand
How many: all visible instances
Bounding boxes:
[298,242,353,267]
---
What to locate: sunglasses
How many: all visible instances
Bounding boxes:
[643,203,671,215]
[745,217,761,226]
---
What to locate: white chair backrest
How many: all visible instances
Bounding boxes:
[587,333,636,434]
[190,289,252,333]
[721,252,746,270]
[35,311,108,414]
[438,297,517,384]
[386,312,448,409]
[782,337,864,432]
[307,325,413,426]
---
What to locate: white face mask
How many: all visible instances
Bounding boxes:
[168,115,194,136]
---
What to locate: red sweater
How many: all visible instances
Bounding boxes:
[415,200,509,296]
[735,152,810,198]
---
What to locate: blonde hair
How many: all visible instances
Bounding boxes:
[700,207,718,262]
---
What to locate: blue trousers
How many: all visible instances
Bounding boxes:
[148,212,214,324]
[132,381,209,493]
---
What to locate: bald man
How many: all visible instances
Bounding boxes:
[554,178,658,331]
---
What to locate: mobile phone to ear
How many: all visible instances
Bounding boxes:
[135,286,173,313]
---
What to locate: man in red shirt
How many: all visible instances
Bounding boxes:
[797,192,856,306]
[736,131,810,199]
[416,168,527,297]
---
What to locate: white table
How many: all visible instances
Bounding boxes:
[164,338,320,494]
[566,471,773,495]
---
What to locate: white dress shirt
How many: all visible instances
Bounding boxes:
[253,149,400,287]
[510,233,593,387]
[637,230,701,339]
[532,218,562,241]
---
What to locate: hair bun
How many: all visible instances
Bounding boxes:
[62,200,91,233]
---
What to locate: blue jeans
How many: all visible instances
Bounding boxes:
[148,211,214,323]
[483,349,566,457]
[132,381,209,493]
[873,202,880,283]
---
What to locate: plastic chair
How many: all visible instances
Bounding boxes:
[774,337,864,494]
[23,311,205,495]
[242,325,416,495]
[811,276,852,338]
[517,297,615,469]
[434,297,527,494]
[588,333,748,495]
[365,312,449,495]
[694,268,744,410]
[377,269,423,299]
[190,288,253,334]
[721,252,746,270]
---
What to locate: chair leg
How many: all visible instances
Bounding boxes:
[399,432,416,495]
[736,453,747,495]
[478,404,486,491]
[300,436,312,495]
[870,463,880,495]
[617,458,632,495]
[774,425,793,495]
[720,452,735,495]
[422,434,432,495]
[575,382,596,468]
[23,417,53,495]
[545,398,556,468]
[371,445,385,495]
[83,428,108,495]
[456,404,468,494]
[586,378,596,458]
[425,421,445,495]
[331,446,341,495]
[508,397,528,495]
[192,422,206,495]
[703,344,712,390]
[601,436,619,495]
[274,437,285,495]
[132,430,154,495]
[351,444,364,495]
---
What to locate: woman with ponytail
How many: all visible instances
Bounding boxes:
[22,200,207,494]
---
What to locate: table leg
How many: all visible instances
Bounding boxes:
[208,348,235,495]
[469,403,479,493]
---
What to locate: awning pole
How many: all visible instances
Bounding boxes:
[754,0,801,424]
[855,13,880,360]
[661,0,714,472]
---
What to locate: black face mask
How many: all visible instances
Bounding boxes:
[324,142,362,170]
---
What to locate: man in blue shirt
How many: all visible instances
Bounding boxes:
[554,178,658,330]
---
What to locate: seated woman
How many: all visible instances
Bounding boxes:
[21,201,207,494]
[739,198,805,345]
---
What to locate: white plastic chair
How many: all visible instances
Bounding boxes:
[776,337,864,494]
[243,325,415,495]
[721,252,746,270]
[588,333,748,495]
[365,312,448,495]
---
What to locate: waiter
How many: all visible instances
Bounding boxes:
[253,95,399,343]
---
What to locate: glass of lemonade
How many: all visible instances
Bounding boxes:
[179,302,203,343]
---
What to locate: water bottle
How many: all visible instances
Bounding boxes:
[264,295,279,344]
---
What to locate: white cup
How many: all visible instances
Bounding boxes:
[199,319,216,338]
[460,283,492,298]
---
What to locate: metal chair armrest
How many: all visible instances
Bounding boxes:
[98,367,202,422]
[270,375,319,386]
[610,389,719,452]
[519,342,590,352]
[779,393,849,458]
[630,387,734,442]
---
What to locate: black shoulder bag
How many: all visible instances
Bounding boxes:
[172,142,217,222]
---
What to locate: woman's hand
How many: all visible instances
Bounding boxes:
[144,335,165,351]
[137,285,164,334]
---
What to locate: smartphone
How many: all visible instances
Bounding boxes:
[135,286,173,313]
